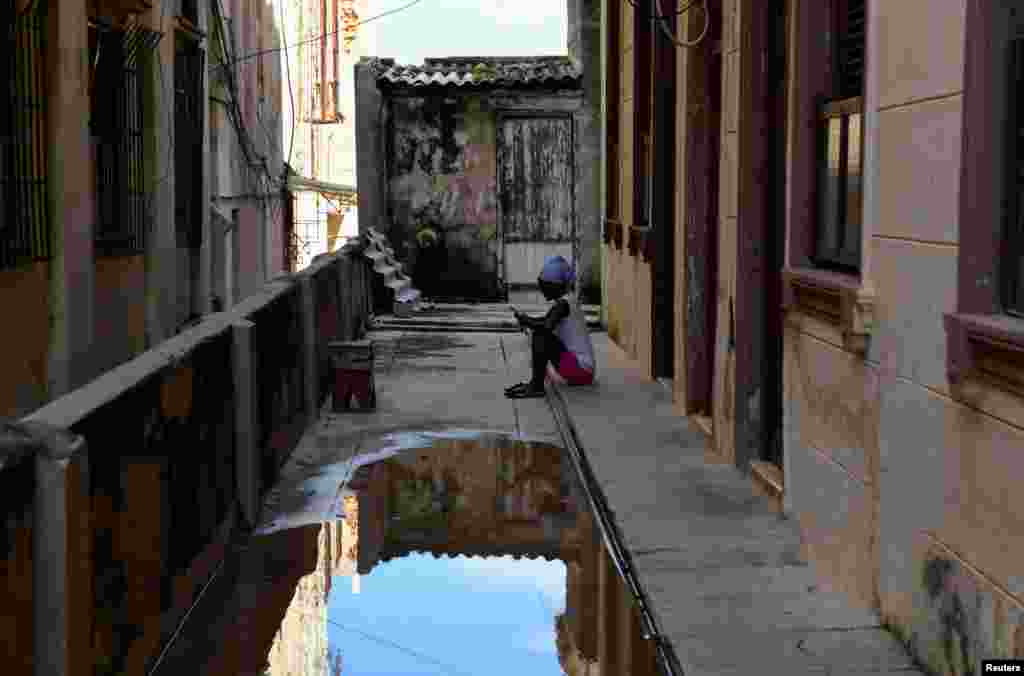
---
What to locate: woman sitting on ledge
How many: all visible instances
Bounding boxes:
[505,256,596,399]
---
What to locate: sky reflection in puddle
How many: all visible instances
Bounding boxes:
[155,434,657,676]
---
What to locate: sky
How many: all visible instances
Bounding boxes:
[327,553,568,675]
[359,0,568,66]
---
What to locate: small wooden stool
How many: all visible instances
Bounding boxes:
[328,340,376,412]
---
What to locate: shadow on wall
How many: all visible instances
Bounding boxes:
[409,224,504,301]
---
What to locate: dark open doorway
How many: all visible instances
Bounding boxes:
[761,0,788,467]
[651,0,677,381]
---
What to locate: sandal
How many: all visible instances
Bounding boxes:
[505,383,546,399]
[504,381,531,394]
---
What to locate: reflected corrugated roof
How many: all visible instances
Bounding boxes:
[375,56,581,89]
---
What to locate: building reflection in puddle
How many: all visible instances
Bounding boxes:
[156,437,661,675]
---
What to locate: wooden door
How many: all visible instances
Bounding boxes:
[497,116,575,288]
[684,0,722,416]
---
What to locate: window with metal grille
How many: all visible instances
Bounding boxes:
[604,0,621,244]
[816,0,866,270]
[1003,33,1024,316]
[1,1,50,270]
[91,24,159,257]
[175,34,204,249]
[304,0,343,124]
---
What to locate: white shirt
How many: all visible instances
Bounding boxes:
[554,295,596,373]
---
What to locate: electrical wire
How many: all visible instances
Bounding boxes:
[625,0,699,17]
[273,0,298,172]
[215,0,424,71]
[625,0,709,49]
[652,0,709,48]
[210,0,290,247]
[324,617,475,676]
[212,0,276,196]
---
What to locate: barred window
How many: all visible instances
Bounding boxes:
[91,23,160,256]
[175,34,204,250]
[1,1,50,269]
[305,0,343,124]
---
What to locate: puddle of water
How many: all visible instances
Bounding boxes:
[152,433,663,676]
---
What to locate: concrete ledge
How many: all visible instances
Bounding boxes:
[546,333,923,676]
[23,250,365,430]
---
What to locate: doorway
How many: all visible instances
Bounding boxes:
[497,115,576,300]
[651,0,677,381]
[684,0,722,423]
[761,0,788,467]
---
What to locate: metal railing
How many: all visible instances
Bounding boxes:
[0,246,375,676]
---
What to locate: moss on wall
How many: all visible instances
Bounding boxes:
[388,94,502,299]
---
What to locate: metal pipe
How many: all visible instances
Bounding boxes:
[547,384,685,676]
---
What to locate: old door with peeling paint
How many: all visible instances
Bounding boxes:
[497,116,575,290]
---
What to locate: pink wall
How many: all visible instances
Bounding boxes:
[237,204,263,299]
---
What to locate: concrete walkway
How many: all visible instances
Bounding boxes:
[270,304,923,675]
[548,334,923,676]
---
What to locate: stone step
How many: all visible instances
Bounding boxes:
[386,276,411,292]
[374,260,404,276]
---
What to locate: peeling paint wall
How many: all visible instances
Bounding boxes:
[387,91,579,300]
[388,95,501,299]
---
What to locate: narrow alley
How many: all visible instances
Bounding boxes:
[4,0,1024,674]
[139,301,922,674]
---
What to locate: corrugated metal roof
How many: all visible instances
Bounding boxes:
[375,56,581,89]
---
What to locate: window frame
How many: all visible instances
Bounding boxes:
[813,0,865,273]
[175,31,204,251]
[1,0,50,270]
[91,24,155,257]
[945,0,1024,397]
[781,0,875,355]
[628,0,654,259]
[814,94,863,272]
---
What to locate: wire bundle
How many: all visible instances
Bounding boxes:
[627,0,710,48]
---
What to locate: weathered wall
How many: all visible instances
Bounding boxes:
[873,1,1024,670]
[710,0,741,466]
[237,204,266,302]
[355,58,388,234]
[782,0,1024,672]
[0,263,51,420]
[781,0,882,619]
[387,94,503,300]
[94,256,147,376]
